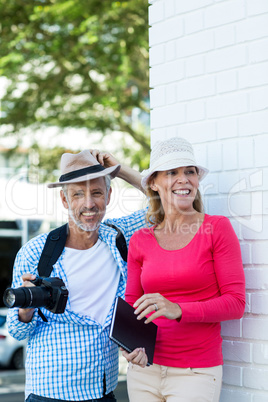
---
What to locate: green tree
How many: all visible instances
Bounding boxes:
[0,0,150,177]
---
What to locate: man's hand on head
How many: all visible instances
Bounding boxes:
[89,150,119,169]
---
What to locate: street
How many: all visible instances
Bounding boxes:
[0,370,128,402]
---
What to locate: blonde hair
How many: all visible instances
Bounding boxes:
[145,171,204,226]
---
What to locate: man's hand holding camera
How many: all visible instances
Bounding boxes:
[3,273,68,323]
[19,273,37,323]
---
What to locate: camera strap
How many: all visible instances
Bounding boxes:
[105,223,128,263]
[36,223,127,322]
[38,222,127,279]
[36,224,69,322]
[37,223,69,278]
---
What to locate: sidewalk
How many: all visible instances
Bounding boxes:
[0,369,25,385]
[0,369,25,395]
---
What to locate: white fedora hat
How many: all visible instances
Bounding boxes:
[141,137,208,189]
[47,150,120,188]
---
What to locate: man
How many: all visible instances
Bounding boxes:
[7,149,146,402]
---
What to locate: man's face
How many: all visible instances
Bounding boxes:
[60,178,111,232]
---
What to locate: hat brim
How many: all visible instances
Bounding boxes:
[141,162,209,189]
[47,164,121,188]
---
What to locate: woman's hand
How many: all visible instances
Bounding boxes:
[133,293,182,324]
[121,347,148,368]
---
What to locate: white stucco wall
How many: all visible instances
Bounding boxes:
[148,1,268,401]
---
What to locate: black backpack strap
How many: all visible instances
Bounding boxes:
[37,223,68,277]
[105,223,128,262]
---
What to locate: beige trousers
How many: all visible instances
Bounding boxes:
[127,363,222,402]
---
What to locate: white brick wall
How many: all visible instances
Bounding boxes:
[148,0,268,400]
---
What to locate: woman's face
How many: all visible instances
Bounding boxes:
[150,166,199,215]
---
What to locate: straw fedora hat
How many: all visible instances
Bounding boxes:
[141,137,208,189]
[47,150,121,188]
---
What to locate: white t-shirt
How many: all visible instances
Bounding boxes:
[64,239,120,325]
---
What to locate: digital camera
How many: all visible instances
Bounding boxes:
[3,277,68,314]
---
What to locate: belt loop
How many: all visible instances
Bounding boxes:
[161,365,168,378]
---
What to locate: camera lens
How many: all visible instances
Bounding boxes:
[3,287,32,308]
[3,287,50,309]
[3,289,16,308]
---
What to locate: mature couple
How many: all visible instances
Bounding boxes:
[7,137,245,402]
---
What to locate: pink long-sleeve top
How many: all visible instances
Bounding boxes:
[125,214,246,368]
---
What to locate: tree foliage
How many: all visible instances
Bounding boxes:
[0,0,150,174]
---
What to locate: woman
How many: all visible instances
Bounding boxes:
[123,137,245,402]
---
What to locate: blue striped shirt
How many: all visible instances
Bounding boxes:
[7,209,146,401]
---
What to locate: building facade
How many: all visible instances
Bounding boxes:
[148,1,268,401]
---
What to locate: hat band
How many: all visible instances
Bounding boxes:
[59,165,105,183]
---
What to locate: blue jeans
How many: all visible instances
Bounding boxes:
[26,392,117,402]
